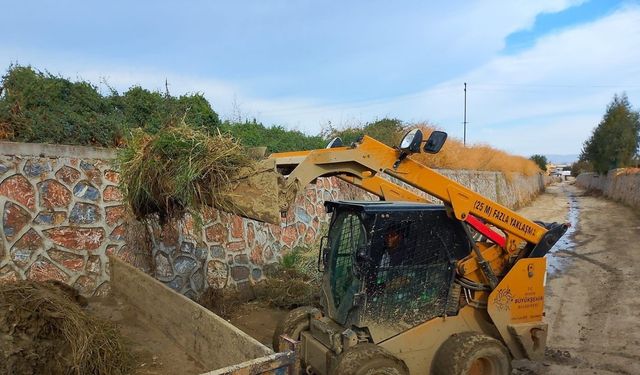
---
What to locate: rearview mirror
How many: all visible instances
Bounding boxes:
[423,131,447,154]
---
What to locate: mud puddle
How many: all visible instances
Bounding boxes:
[544,187,579,277]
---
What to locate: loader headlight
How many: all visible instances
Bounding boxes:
[399,129,423,153]
[326,137,343,148]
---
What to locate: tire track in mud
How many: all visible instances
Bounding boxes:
[553,249,623,275]
[569,191,640,375]
[514,183,640,375]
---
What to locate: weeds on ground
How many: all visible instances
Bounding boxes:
[196,287,247,320]
[198,242,326,318]
[253,245,322,309]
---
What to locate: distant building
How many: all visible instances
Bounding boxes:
[549,164,572,179]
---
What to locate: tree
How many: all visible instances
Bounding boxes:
[529,154,548,172]
[580,94,640,174]
[570,160,592,176]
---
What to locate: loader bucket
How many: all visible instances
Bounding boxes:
[216,159,283,224]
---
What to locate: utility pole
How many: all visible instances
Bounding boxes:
[463,82,468,146]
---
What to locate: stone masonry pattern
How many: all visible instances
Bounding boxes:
[1,142,544,298]
[0,153,128,296]
[146,177,370,299]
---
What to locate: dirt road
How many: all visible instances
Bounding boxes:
[514,182,640,375]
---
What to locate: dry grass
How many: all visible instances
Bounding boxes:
[408,124,541,176]
[198,255,321,316]
[197,287,246,319]
[197,241,324,318]
[615,167,640,175]
[253,266,320,309]
[0,120,13,140]
[0,281,133,375]
[251,244,323,309]
[117,125,254,223]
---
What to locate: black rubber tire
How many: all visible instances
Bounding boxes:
[431,332,512,375]
[272,306,319,352]
[334,343,409,375]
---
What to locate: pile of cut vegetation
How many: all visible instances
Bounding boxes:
[198,268,319,317]
[197,287,247,319]
[253,246,321,309]
[254,266,320,309]
[0,281,132,375]
[118,125,255,222]
[198,247,321,318]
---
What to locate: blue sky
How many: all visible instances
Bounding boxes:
[1,0,639,156]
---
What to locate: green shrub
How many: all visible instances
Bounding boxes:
[221,120,325,153]
[0,65,327,152]
[0,65,222,146]
[113,87,221,134]
[0,65,123,146]
[529,154,548,172]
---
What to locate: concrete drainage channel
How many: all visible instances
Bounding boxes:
[107,257,298,375]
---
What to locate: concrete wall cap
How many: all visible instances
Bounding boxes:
[0,141,116,160]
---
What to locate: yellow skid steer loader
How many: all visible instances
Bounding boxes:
[223,130,567,375]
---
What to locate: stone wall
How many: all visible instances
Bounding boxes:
[0,142,125,295]
[145,178,367,299]
[434,170,544,210]
[1,141,545,298]
[576,169,640,209]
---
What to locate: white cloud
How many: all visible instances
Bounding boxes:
[1,0,636,157]
[436,5,640,154]
[256,4,640,155]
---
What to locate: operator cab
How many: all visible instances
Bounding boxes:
[320,200,471,342]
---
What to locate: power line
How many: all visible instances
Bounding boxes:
[227,81,640,118]
[472,83,640,89]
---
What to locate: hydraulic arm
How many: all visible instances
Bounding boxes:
[226,131,567,288]
[235,130,570,367]
[270,136,565,253]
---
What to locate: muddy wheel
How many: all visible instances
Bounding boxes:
[432,332,511,375]
[272,306,319,352]
[334,343,409,375]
